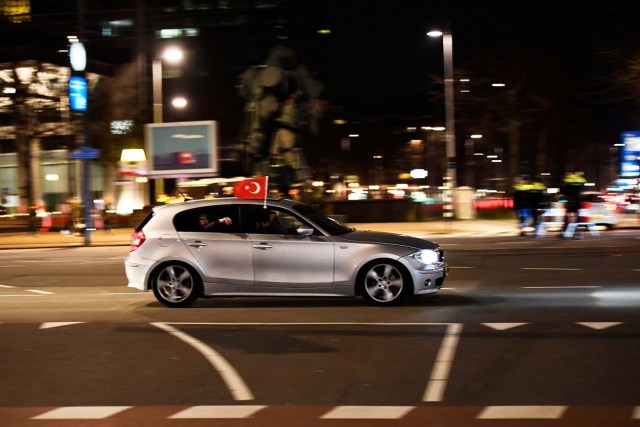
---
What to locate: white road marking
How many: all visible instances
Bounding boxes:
[102,292,147,295]
[0,284,16,288]
[576,322,622,330]
[26,289,54,295]
[40,322,85,329]
[449,266,474,269]
[32,406,131,419]
[477,406,567,419]
[151,322,254,401]
[320,406,413,419]
[0,265,25,268]
[169,405,266,419]
[482,323,528,330]
[423,323,463,402]
[523,286,601,289]
[0,294,42,297]
[522,267,581,271]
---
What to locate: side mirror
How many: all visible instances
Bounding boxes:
[296,225,314,236]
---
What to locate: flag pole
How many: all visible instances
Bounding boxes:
[263,176,269,208]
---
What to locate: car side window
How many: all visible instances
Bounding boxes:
[244,206,307,235]
[174,206,239,233]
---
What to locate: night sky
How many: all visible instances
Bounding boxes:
[3,1,640,183]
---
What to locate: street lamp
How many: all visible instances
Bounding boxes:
[428,30,456,218]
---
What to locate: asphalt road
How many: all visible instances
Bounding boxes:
[0,235,639,426]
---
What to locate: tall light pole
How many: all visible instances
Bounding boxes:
[428,30,456,218]
[151,46,183,201]
[152,46,183,124]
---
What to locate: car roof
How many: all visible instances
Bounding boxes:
[151,197,300,214]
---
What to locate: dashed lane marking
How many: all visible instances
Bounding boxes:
[31,406,131,420]
[169,405,266,419]
[26,289,54,295]
[522,285,600,289]
[522,267,581,271]
[8,405,637,421]
[40,322,85,329]
[477,405,567,419]
[320,406,413,419]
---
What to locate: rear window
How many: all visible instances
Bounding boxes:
[134,211,155,232]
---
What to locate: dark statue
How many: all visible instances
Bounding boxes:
[237,46,323,195]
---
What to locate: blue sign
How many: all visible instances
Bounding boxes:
[620,132,640,180]
[69,76,87,111]
[70,145,101,159]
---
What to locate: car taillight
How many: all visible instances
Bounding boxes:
[129,230,146,252]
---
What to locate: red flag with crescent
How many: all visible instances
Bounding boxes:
[234,176,268,200]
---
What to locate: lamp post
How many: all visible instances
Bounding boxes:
[421,126,445,187]
[428,30,456,218]
[151,46,183,201]
[152,46,183,124]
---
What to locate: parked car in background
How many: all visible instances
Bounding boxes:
[125,198,448,307]
[541,191,621,230]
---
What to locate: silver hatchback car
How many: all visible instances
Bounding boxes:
[125,198,448,307]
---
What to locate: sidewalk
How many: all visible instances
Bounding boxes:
[0,219,521,250]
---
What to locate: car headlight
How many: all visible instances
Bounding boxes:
[409,249,440,266]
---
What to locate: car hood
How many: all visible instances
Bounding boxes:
[337,230,440,250]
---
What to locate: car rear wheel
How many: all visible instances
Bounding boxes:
[359,260,409,305]
[151,263,202,308]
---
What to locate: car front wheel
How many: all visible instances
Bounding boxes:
[151,263,202,308]
[359,260,409,305]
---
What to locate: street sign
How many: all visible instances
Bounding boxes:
[69,145,101,159]
[69,75,87,111]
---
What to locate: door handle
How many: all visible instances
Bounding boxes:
[188,241,207,248]
[252,243,273,250]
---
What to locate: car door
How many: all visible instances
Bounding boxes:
[244,205,335,289]
[175,205,254,286]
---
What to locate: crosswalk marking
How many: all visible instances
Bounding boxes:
[31,406,131,419]
[477,406,567,419]
[169,405,266,419]
[321,406,413,419]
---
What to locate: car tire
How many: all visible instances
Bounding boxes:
[358,260,410,306]
[151,262,202,308]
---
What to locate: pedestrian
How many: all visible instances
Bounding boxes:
[27,204,38,235]
[528,180,548,237]
[512,177,532,236]
[560,171,586,238]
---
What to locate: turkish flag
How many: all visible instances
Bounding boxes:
[234,176,269,199]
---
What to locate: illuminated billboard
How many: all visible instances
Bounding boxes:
[145,121,218,177]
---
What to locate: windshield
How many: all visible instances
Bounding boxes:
[292,203,354,235]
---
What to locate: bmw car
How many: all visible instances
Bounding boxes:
[125,198,447,307]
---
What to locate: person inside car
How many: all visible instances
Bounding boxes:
[254,208,285,234]
[199,213,232,231]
